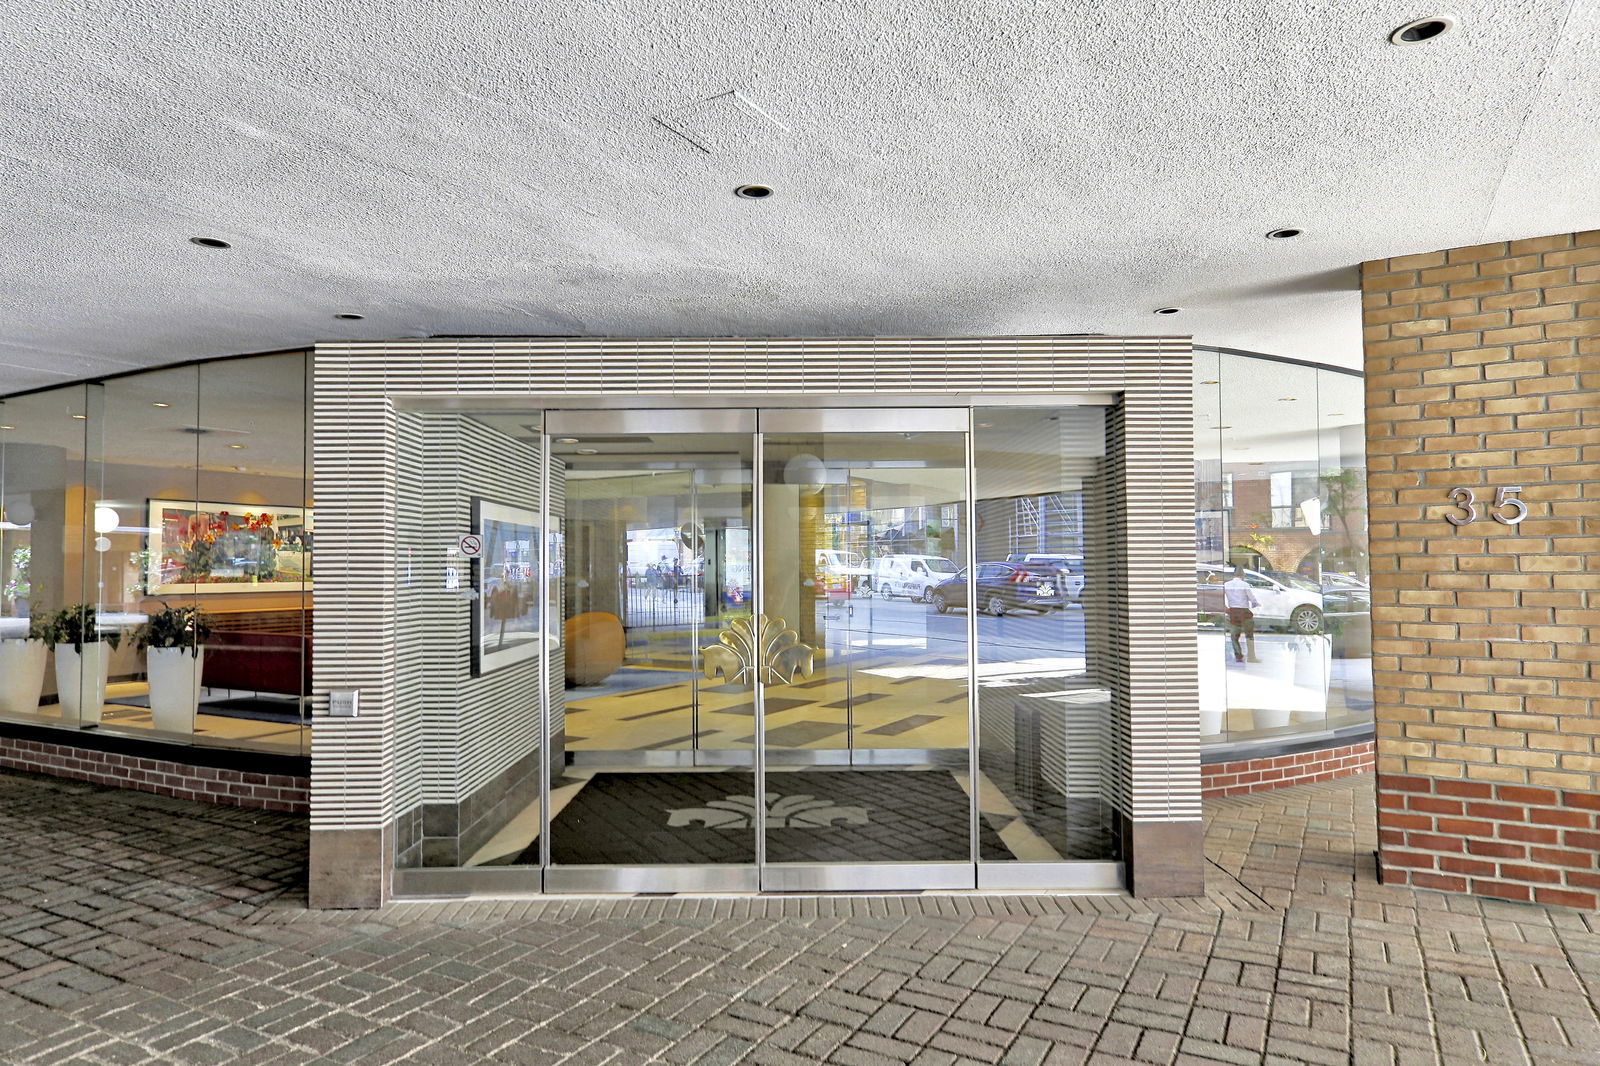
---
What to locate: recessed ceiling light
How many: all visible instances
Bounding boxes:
[1278,397,1297,402]
[234,465,248,472]
[152,402,171,408]
[1328,412,1345,417]
[1266,228,1302,240]
[188,237,232,249]
[333,313,365,321]
[1199,379,1219,385]
[734,184,773,199]
[555,437,580,444]
[71,413,87,420]
[0,425,13,431]
[576,448,599,455]
[1153,306,1182,315]
[1390,15,1455,44]
[228,444,245,449]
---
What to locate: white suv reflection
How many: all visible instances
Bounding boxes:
[1196,565,1323,635]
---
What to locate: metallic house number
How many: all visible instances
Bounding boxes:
[1446,486,1527,527]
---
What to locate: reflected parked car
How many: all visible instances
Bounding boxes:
[930,562,1068,616]
[1197,564,1324,634]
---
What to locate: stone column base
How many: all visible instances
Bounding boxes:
[310,826,392,909]
[1123,819,1206,897]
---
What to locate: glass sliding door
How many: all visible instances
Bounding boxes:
[544,410,759,892]
[395,400,1124,898]
[757,409,975,891]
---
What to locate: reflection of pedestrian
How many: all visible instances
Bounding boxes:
[486,577,520,649]
[1223,567,1260,663]
[671,560,684,604]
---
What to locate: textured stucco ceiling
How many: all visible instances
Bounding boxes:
[1,0,1597,393]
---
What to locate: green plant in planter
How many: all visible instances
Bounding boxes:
[134,603,214,652]
[45,604,123,653]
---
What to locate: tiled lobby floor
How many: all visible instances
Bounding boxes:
[4,767,1600,1065]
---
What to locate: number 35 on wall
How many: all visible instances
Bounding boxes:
[1446,486,1527,527]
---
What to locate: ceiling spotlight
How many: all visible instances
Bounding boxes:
[228,444,245,449]
[555,437,580,444]
[576,448,599,455]
[1154,306,1182,315]
[152,402,171,408]
[1390,15,1455,44]
[1266,228,1302,240]
[71,413,87,420]
[333,313,365,321]
[0,425,13,431]
[188,237,232,249]
[734,184,773,199]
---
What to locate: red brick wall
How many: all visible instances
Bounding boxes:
[0,736,308,813]
[1363,229,1600,908]
[1202,742,1374,797]
[1378,776,1600,907]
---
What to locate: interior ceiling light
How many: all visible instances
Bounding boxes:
[188,236,231,249]
[1266,228,1302,239]
[576,448,599,455]
[1278,397,1297,402]
[734,184,773,199]
[0,425,13,431]
[555,437,580,444]
[228,444,245,449]
[1153,306,1181,315]
[333,313,365,320]
[71,413,87,419]
[152,402,171,408]
[1390,15,1455,44]
[1215,425,1233,429]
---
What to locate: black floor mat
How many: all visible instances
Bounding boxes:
[535,770,1007,866]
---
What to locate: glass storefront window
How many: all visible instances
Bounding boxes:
[0,355,310,756]
[1194,348,1372,747]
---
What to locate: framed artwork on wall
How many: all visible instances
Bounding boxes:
[472,498,542,677]
[145,500,312,595]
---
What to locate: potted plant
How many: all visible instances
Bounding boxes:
[47,604,122,727]
[134,603,213,734]
[0,613,52,715]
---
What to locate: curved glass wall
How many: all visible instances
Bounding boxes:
[1193,348,1372,749]
[0,353,311,755]
[0,343,1367,764]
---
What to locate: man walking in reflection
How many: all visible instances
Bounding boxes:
[1224,567,1260,664]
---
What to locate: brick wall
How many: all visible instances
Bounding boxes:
[1362,229,1600,906]
[1202,741,1374,797]
[0,736,309,813]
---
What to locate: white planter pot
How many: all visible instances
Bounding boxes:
[0,639,49,715]
[147,646,204,734]
[54,642,111,726]
[1198,631,1228,736]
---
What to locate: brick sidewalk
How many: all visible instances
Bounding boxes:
[3,767,1598,1065]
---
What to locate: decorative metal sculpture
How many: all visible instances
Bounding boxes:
[701,614,816,685]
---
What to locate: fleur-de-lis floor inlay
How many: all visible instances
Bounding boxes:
[666,792,870,829]
[701,614,816,685]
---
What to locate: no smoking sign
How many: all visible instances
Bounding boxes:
[458,534,483,558]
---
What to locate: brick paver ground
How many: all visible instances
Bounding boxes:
[3,767,1598,1065]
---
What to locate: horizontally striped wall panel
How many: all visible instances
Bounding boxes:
[311,337,1199,835]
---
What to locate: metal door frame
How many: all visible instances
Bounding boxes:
[398,394,1125,897]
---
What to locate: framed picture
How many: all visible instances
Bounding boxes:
[472,498,542,676]
[146,500,312,595]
